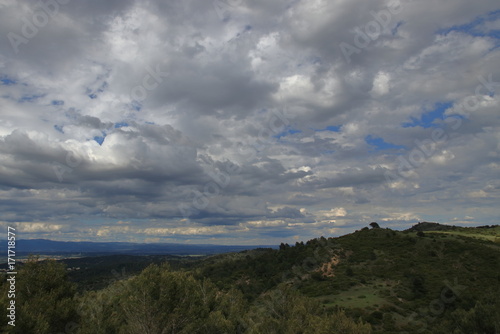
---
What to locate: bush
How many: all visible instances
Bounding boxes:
[0,257,78,334]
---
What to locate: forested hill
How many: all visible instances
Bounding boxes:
[1,223,499,333]
[185,223,500,333]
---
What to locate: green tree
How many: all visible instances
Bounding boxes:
[245,284,371,334]
[434,291,500,334]
[0,256,78,334]
[108,263,243,334]
[77,281,125,334]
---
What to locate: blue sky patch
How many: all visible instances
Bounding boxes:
[402,102,452,128]
[274,127,301,139]
[94,135,106,145]
[114,122,129,128]
[365,135,406,151]
[438,10,500,41]
[131,101,142,111]
[18,94,45,103]
[54,125,64,134]
[318,125,342,132]
[86,81,108,100]
[1,76,16,85]
[51,100,64,106]
[392,21,404,35]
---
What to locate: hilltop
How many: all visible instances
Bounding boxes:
[1,223,499,333]
[404,222,500,243]
[191,223,500,333]
[404,221,457,232]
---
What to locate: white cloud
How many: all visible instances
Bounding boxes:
[0,0,498,244]
[370,71,391,97]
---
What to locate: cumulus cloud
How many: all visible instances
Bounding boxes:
[0,0,498,244]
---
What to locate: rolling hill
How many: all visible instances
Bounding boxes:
[1,222,498,333]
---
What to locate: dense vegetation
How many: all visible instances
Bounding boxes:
[1,223,499,333]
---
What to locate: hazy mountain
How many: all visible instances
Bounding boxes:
[0,238,275,256]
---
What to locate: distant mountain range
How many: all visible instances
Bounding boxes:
[0,238,275,256]
[2,222,497,257]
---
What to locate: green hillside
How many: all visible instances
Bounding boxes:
[1,223,499,333]
[191,223,500,333]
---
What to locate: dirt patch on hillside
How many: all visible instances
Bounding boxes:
[316,250,352,278]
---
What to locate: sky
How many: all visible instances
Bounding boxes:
[0,0,499,245]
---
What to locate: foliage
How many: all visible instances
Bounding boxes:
[3,223,498,334]
[114,263,245,333]
[245,284,371,334]
[0,256,78,334]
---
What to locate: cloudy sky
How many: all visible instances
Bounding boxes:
[0,0,498,245]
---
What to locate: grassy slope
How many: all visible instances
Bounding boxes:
[423,225,500,242]
[305,228,499,332]
[193,225,500,333]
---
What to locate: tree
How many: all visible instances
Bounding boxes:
[111,263,243,334]
[245,284,371,333]
[77,281,124,334]
[369,222,380,229]
[0,256,78,334]
[434,291,500,334]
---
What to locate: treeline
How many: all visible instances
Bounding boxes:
[0,257,371,334]
[1,226,499,333]
[197,237,341,299]
[193,228,500,333]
